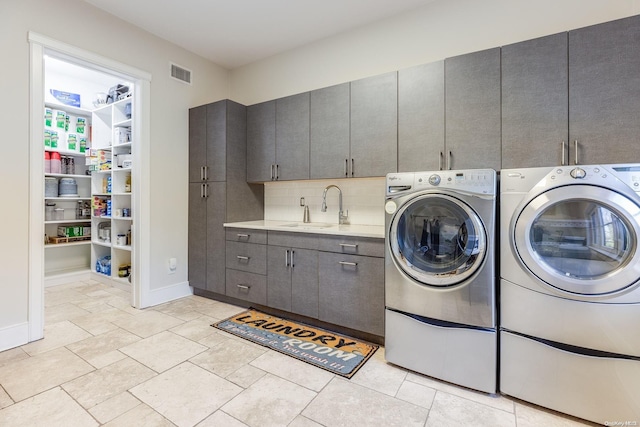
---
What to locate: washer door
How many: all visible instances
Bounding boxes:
[389,193,487,287]
[514,185,640,296]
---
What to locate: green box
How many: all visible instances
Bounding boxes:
[57,226,83,237]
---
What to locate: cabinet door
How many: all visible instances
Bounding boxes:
[310,83,350,179]
[276,93,310,181]
[188,105,207,183]
[206,101,227,182]
[502,33,568,168]
[445,48,501,171]
[569,15,640,165]
[318,252,384,336]
[247,100,276,182]
[350,72,398,177]
[291,248,318,319]
[267,245,292,311]
[188,182,207,289]
[398,61,445,172]
[206,182,226,294]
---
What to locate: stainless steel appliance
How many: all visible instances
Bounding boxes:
[500,165,640,424]
[384,169,497,393]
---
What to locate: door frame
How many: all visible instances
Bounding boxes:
[28,32,152,341]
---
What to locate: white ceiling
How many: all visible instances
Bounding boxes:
[82,0,437,69]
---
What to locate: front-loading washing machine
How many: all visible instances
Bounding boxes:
[500,164,640,424]
[384,169,497,394]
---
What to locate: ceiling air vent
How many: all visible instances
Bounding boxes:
[170,63,192,84]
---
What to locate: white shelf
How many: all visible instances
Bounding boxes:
[45,102,92,117]
[112,216,133,221]
[93,215,112,219]
[45,197,91,201]
[113,244,132,251]
[113,142,132,149]
[45,148,88,157]
[45,241,91,249]
[114,119,132,127]
[112,167,132,172]
[45,219,91,224]
[92,193,112,197]
[92,169,112,174]
[45,173,91,179]
[111,192,132,196]
[92,240,112,248]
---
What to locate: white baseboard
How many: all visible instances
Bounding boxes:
[45,270,91,288]
[0,322,29,352]
[141,281,193,308]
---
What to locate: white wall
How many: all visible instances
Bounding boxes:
[0,0,229,346]
[230,0,640,104]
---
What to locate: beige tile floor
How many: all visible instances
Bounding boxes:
[0,279,596,427]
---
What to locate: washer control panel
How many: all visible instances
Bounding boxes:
[414,169,496,195]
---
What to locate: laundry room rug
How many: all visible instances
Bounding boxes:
[212,308,378,378]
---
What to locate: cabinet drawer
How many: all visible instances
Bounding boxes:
[225,269,267,305]
[317,235,384,258]
[267,231,319,250]
[226,241,267,274]
[318,252,385,336]
[225,228,268,244]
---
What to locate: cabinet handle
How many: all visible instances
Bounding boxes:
[204,183,208,198]
[200,166,205,181]
[270,164,274,180]
[448,151,452,170]
[236,255,250,261]
[339,261,358,266]
[285,249,289,267]
[200,183,205,198]
[276,164,279,180]
[237,284,251,290]
[291,250,295,268]
[339,243,358,249]
[574,140,579,165]
[344,159,348,177]
[351,158,354,177]
[439,151,443,170]
[204,166,209,181]
[236,233,250,239]
[561,141,566,166]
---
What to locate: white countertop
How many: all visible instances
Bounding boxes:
[223,220,385,239]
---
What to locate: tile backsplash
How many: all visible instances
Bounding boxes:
[264,177,385,226]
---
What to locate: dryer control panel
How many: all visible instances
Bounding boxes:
[414,169,496,195]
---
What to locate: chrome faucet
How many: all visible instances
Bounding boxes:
[321,184,349,225]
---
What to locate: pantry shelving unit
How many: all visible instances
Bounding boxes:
[90,97,134,289]
[44,102,92,281]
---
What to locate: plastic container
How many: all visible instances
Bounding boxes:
[45,203,56,221]
[44,151,51,173]
[50,151,62,174]
[58,177,78,197]
[53,208,64,221]
[45,177,58,197]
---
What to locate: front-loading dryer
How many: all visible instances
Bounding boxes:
[500,164,640,424]
[384,169,497,393]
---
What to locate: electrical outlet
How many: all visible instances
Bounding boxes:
[168,258,177,274]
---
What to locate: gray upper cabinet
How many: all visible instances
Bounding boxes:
[310,83,350,179]
[569,15,640,165]
[275,93,310,181]
[188,105,207,183]
[247,100,276,182]
[502,33,569,168]
[445,48,501,171]
[398,61,445,172]
[350,72,398,177]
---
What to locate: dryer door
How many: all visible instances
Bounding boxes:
[514,185,640,296]
[389,193,487,287]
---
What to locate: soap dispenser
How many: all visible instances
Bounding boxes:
[301,197,310,223]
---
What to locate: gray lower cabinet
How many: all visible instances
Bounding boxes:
[267,246,318,317]
[318,251,385,336]
[398,61,445,172]
[502,33,569,168]
[445,48,501,171]
[350,72,398,177]
[569,15,640,165]
[225,237,267,305]
[310,83,350,179]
